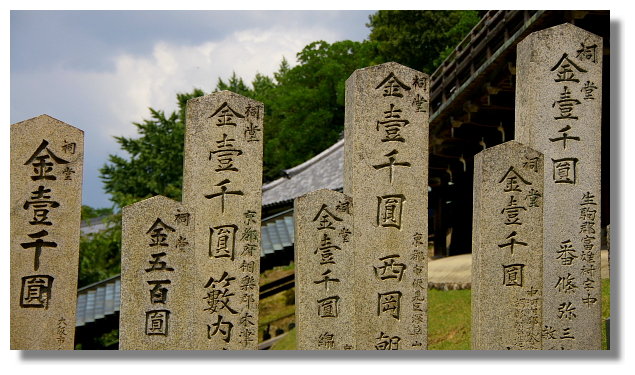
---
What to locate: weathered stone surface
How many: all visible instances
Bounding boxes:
[183,91,263,350]
[119,196,194,350]
[10,115,84,350]
[472,141,544,350]
[344,62,429,350]
[294,189,354,350]
[515,23,602,350]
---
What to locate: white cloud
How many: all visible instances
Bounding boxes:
[96,25,339,139]
[10,19,352,207]
[13,24,339,137]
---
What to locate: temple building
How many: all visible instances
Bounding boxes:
[74,10,610,348]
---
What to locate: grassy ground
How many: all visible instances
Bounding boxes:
[268,278,611,350]
[259,289,295,341]
[601,278,610,349]
[258,264,296,342]
[427,288,471,350]
[268,326,297,350]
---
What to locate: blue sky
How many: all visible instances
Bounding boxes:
[10,10,375,208]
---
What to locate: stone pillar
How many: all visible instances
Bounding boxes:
[183,91,263,350]
[472,141,544,350]
[294,189,354,350]
[10,115,84,350]
[344,62,429,350]
[515,23,602,350]
[119,196,194,349]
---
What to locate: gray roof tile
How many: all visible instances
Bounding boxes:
[76,212,295,327]
[262,138,344,207]
[76,140,345,327]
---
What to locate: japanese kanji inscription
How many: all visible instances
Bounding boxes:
[515,23,602,350]
[10,115,84,350]
[295,189,354,350]
[120,195,194,349]
[472,141,544,350]
[344,62,429,350]
[183,91,263,350]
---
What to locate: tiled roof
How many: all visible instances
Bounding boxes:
[76,136,346,327]
[76,275,120,327]
[262,138,344,207]
[75,209,294,327]
[80,217,113,235]
[75,138,346,328]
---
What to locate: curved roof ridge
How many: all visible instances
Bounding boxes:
[261,137,344,207]
[262,175,287,192]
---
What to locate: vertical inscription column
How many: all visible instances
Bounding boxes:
[344,62,429,350]
[119,196,194,349]
[295,189,354,350]
[472,141,544,350]
[515,23,602,350]
[10,115,84,350]
[183,91,263,350]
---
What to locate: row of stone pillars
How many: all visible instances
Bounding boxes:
[10,23,602,350]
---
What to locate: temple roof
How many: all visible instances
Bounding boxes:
[262,138,344,207]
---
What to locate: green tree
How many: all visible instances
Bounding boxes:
[367,10,484,74]
[99,88,205,209]
[81,205,113,221]
[97,10,486,211]
[78,212,121,287]
[84,11,484,289]
[215,72,254,97]
[82,89,205,287]
[250,72,277,106]
[262,40,376,180]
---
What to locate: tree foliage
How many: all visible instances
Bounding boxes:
[262,40,376,180]
[81,205,113,220]
[78,206,116,287]
[84,91,204,287]
[367,10,484,74]
[215,72,253,97]
[78,213,121,287]
[98,11,485,204]
[100,89,204,209]
[211,41,376,181]
[83,11,484,288]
